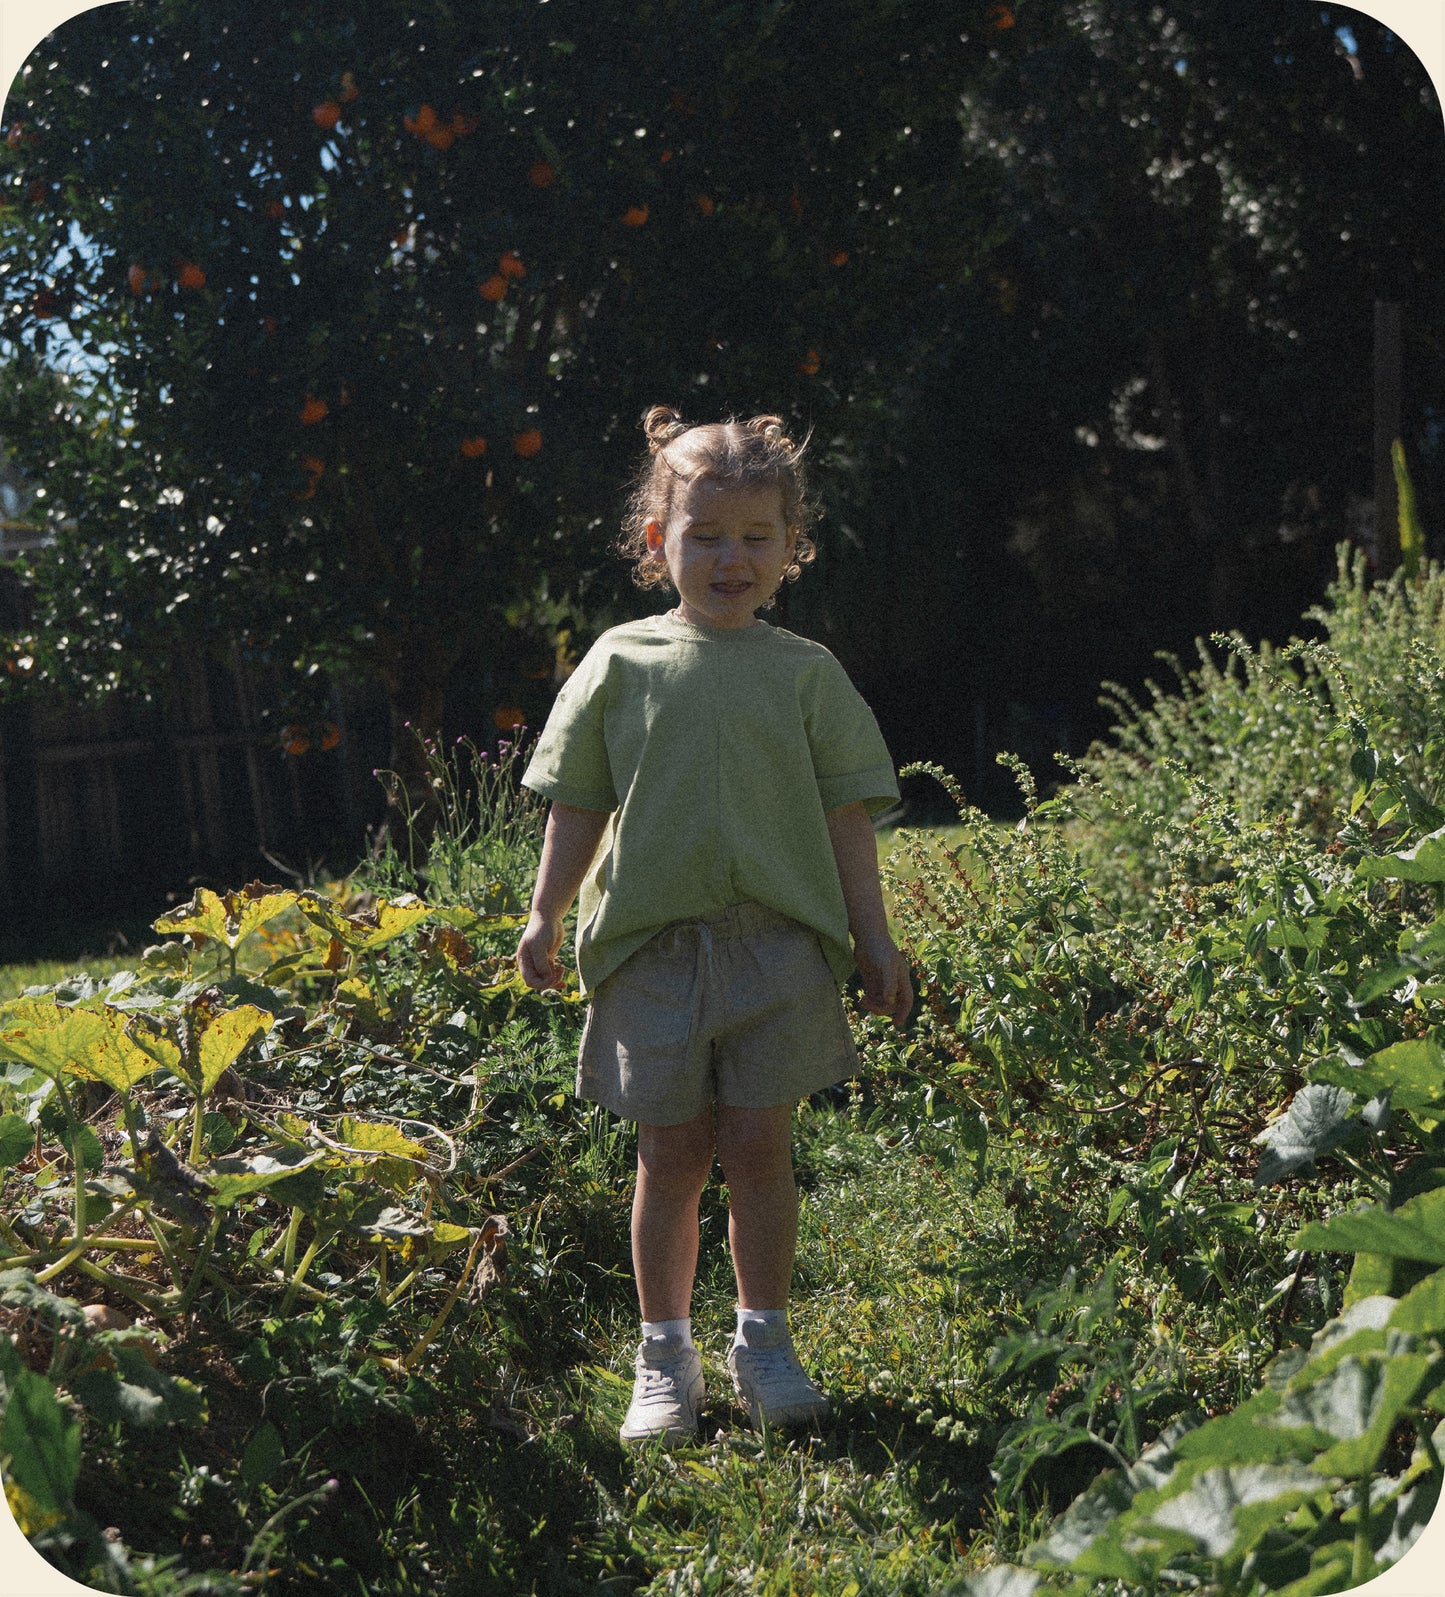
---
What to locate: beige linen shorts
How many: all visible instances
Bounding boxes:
[576,901,859,1126]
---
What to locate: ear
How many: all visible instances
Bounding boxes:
[644,519,664,554]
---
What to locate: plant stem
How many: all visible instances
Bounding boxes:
[279,1229,333,1316]
[33,1197,144,1285]
[70,1253,174,1316]
[1352,1476,1373,1586]
[176,1212,223,1315]
[189,1088,207,1166]
[381,1264,425,1309]
[401,1228,487,1370]
[281,1206,304,1276]
[145,1210,186,1291]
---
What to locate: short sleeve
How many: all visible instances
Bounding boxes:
[521,648,618,812]
[803,653,900,816]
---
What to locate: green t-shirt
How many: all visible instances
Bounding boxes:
[521,611,900,994]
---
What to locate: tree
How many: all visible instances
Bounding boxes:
[0,0,994,810]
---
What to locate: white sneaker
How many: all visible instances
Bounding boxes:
[619,1335,704,1447]
[727,1319,830,1429]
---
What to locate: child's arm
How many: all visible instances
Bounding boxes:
[516,801,613,990]
[825,801,913,1026]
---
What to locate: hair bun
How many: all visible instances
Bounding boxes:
[745,413,790,448]
[642,405,688,452]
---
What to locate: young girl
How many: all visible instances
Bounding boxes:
[515,406,911,1445]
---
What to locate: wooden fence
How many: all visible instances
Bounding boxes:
[0,642,388,941]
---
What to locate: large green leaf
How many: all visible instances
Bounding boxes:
[1143,1462,1326,1559]
[0,1270,86,1331]
[1276,1352,1435,1478]
[69,1345,207,1429]
[239,1421,285,1491]
[1254,1083,1360,1184]
[202,1146,328,1206]
[1311,1038,1445,1118]
[0,1365,80,1518]
[1296,1187,1445,1265]
[960,1569,1043,1597]
[0,998,166,1091]
[1174,1388,1327,1465]
[1389,1268,1445,1336]
[0,1112,32,1169]
[1357,826,1445,885]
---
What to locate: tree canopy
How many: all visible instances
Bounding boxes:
[1,1,1441,819]
[0,0,992,780]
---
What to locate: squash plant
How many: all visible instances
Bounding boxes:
[0,877,533,1554]
[959,814,1445,1593]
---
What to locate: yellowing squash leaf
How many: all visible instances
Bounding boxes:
[297,891,432,951]
[0,999,166,1092]
[197,1006,274,1092]
[152,883,298,951]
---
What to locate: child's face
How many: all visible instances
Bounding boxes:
[645,477,796,631]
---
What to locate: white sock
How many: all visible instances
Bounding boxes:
[733,1306,786,1348]
[641,1317,693,1347]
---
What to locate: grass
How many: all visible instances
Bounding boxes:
[0,824,1314,1593]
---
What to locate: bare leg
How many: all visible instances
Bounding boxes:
[631,1108,715,1322]
[715,1103,797,1310]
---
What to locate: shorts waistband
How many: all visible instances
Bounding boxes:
[659,900,796,942]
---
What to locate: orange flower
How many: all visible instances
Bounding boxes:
[694,194,715,216]
[450,112,479,136]
[830,249,849,267]
[621,204,649,227]
[987,4,1016,28]
[460,436,488,458]
[339,72,360,104]
[300,397,328,425]
[479,275,508,303]
[528,160,555,188]
[512,429,543,458]
[281,725,311,756]
[659,149,673,163]
[404,103,439,137]
[799,349,821,375]
[493,704,526,731]
[498,250,526,279]
[177,261,207,290]
[127,264,147,295]
[320,721,341,751]
[424,125,456,150]
[312,101,341,131]
[301,456,325,477]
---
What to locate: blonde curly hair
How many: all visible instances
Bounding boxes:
[616,405,819,598]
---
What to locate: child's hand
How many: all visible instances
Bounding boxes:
[516,911,567,991]
[854,931,913,1026]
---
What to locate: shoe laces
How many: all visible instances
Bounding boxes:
[634,1341,693,1400]
[736,1338,814,1398]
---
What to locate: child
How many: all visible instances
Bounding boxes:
[515,406,911,1446]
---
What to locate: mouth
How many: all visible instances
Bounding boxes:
[711,581,752,595]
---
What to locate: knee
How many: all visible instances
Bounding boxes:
[637,1115,714,1194]
[716,1114,793,1191]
